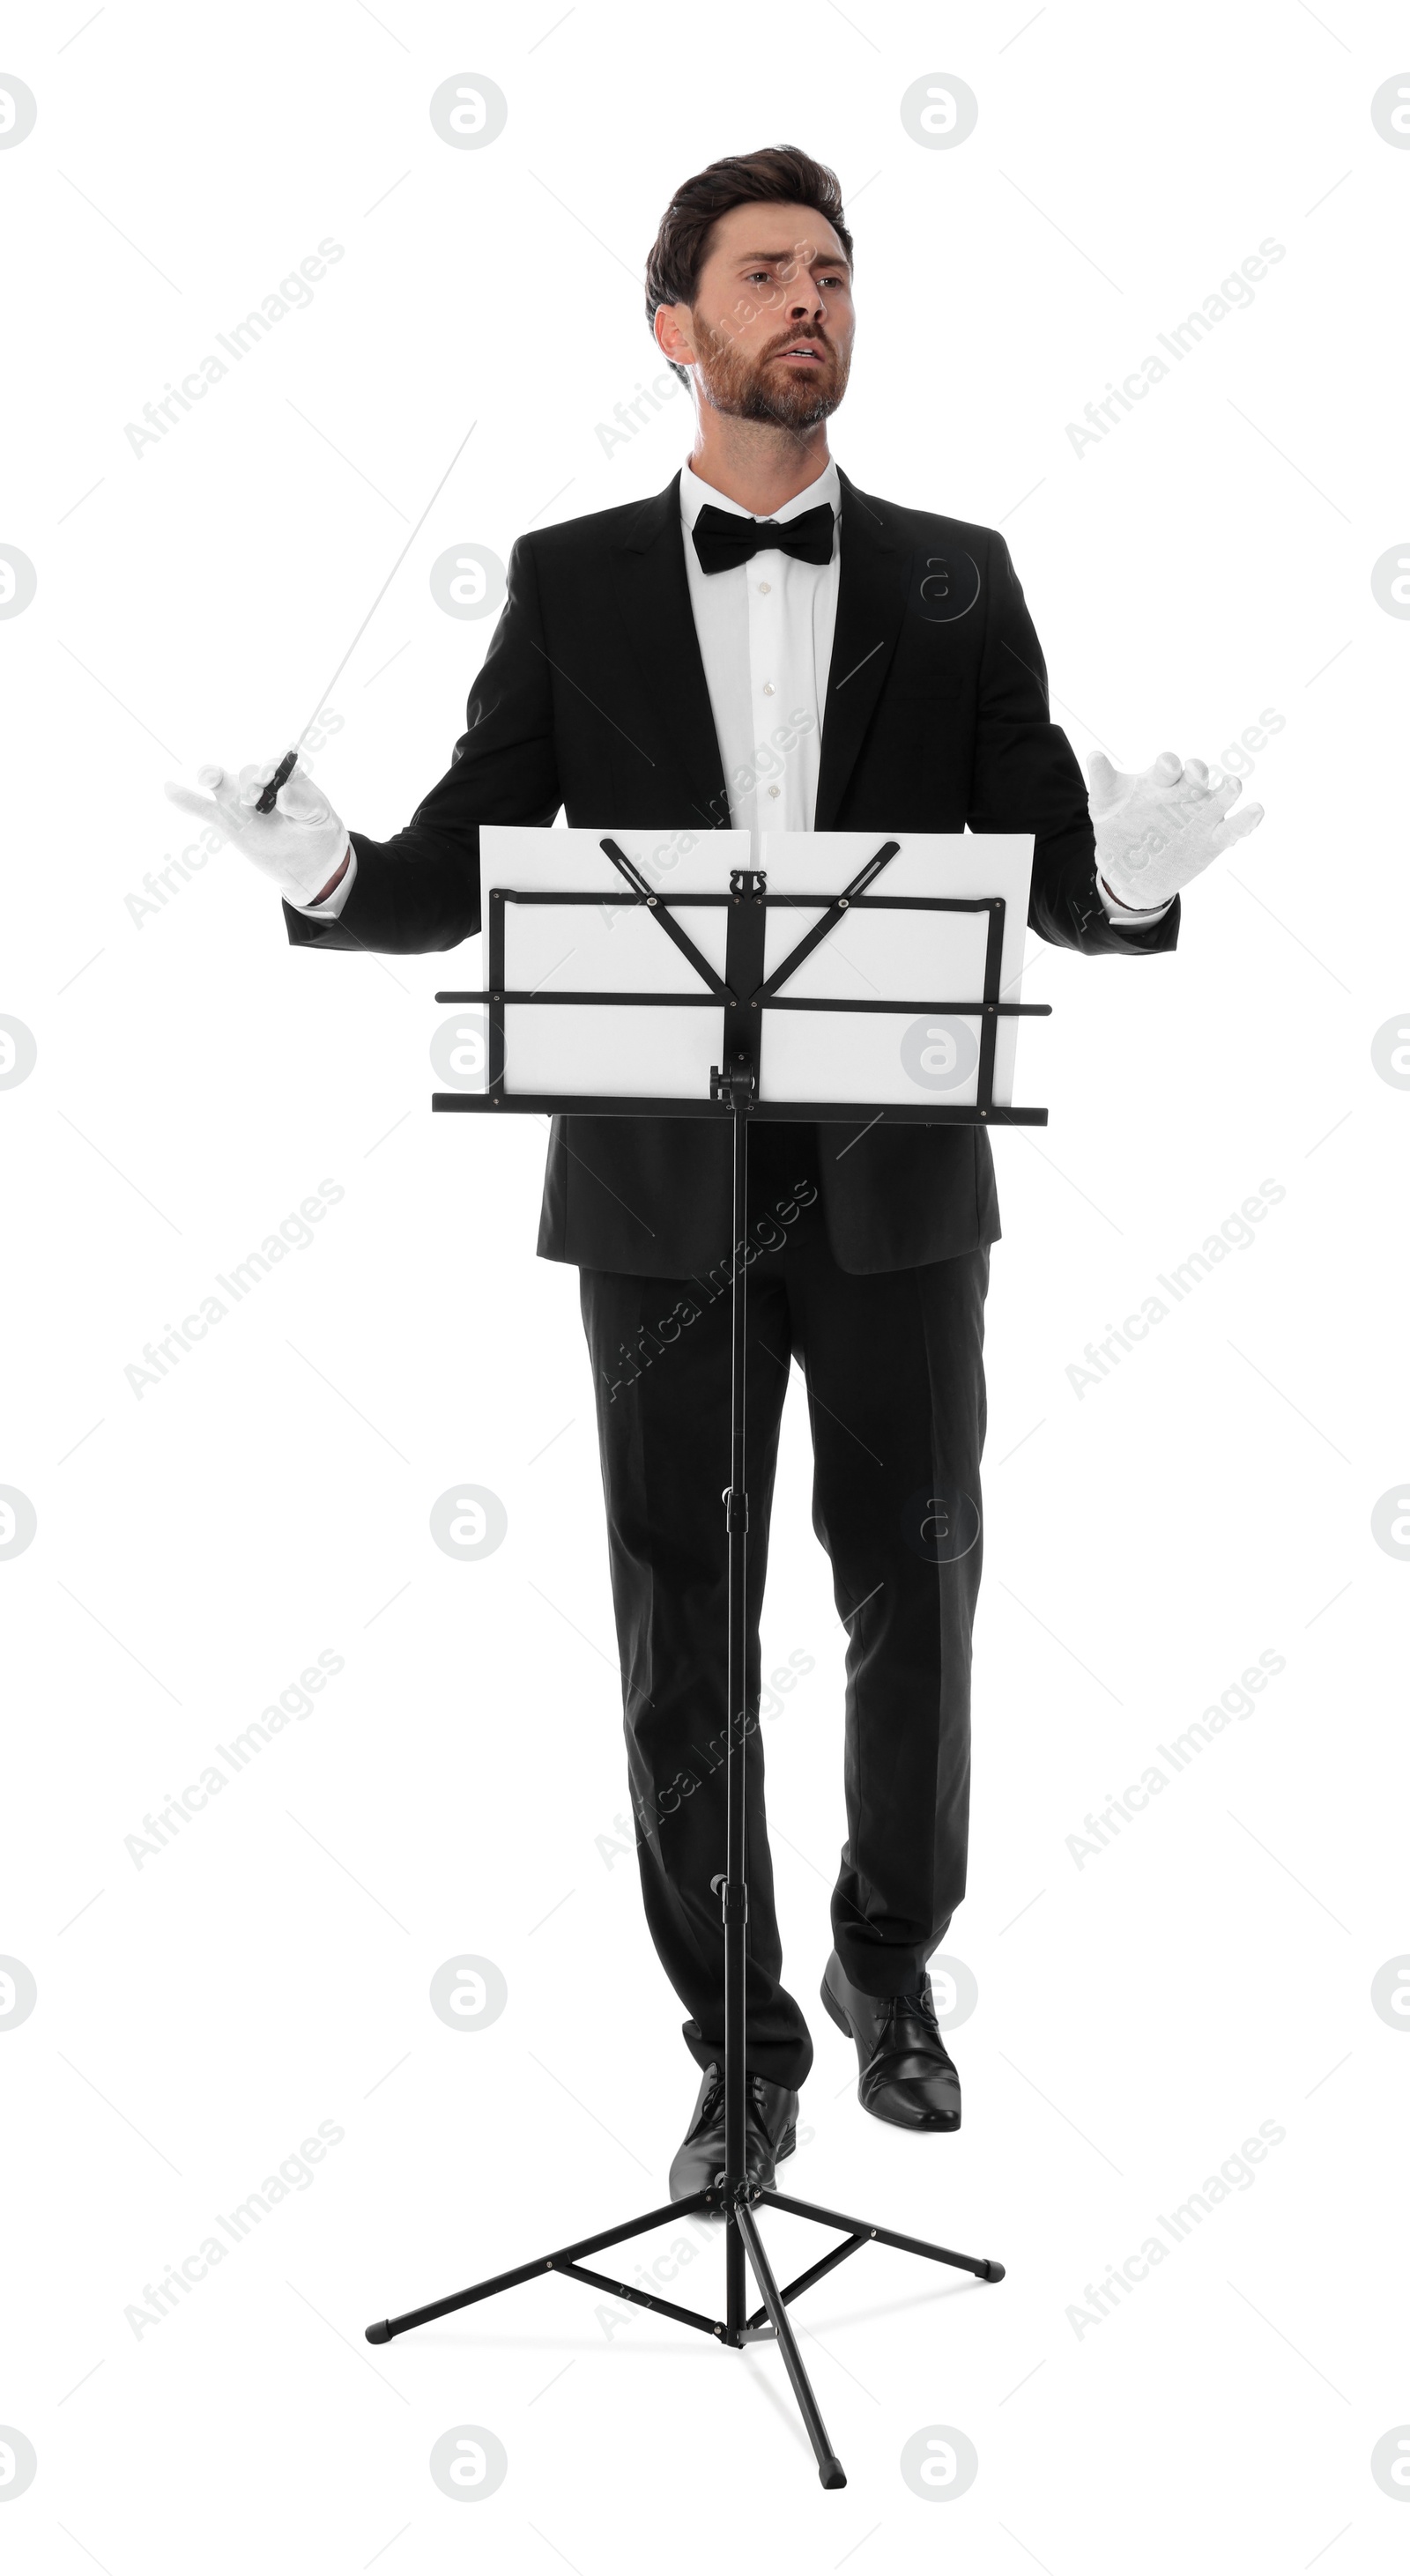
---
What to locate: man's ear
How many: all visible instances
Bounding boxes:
[654,301,696,373]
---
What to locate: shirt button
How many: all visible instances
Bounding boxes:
[757,581,771,594]
[762,681,776,696]
[767,784,781,799]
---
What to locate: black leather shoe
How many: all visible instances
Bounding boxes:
[820,1951,961,2132]
[668,2063,799,2202]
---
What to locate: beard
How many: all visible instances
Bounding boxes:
[692,315,850,433]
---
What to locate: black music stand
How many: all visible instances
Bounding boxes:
[364,835,1050,2487]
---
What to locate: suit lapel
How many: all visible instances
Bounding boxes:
[814,468,909,829]
[609,477,730,829]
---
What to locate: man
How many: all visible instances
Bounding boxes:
[167,145,1262,2202]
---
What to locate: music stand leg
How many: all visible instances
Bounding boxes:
[734,2197,847,2488]
[364,2190,718,2344]
[756,2186,1006,2284]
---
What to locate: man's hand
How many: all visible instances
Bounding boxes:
[164,755,351,907]
[1087,749,1264,913]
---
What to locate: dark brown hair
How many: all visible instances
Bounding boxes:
[645,145,853,385]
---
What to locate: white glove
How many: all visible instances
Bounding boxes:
[164,754,350,907]
[1087,749,1264,912]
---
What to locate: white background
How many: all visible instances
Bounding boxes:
[3,1,1408,2566]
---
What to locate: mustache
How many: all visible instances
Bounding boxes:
[760,328,835,361]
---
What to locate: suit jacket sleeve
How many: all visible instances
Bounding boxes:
[966,531,1178,959]
[283,535,561,954]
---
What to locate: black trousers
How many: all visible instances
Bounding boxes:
[579,1124,989,2092]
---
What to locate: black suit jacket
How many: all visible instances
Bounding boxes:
[286,467,1178,1276]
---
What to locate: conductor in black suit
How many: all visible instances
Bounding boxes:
[169,145,1263,2200]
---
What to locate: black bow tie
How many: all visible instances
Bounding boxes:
[691,499,835,577]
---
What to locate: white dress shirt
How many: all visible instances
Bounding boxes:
[676,455,840,853]
[293,455,1161,925]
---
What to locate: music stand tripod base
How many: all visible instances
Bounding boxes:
[363,2177,1004,2492]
